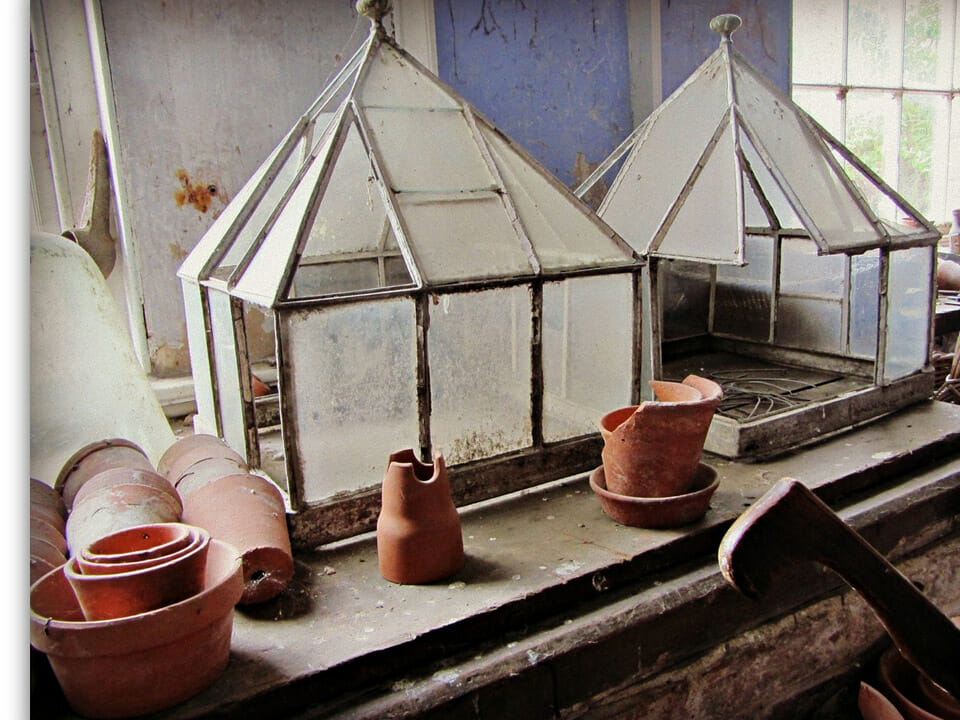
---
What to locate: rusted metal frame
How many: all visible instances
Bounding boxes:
[275,310,305,510]
[462,105,542,275]
[733,111,829,254]
[295,249,405,267]
[841,254,852,356]
[722,40,747,266]
[875,249,891,385]
[226,109,348,295]
[530,280,545,447]
[925,246,937,371]
[276,282,418,310]
[230,296,261,470]
[351,103,426,289]
[778,290,846,303]
[198,286,224,439]
[640,260,662,400]
[632,268,644,404]
[709,336,876,378]
[648,112,732,257]
[769,231,782,344]
[416,293,433,461]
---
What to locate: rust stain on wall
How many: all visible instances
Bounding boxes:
[169,242,188,262]
[174,169,219,213]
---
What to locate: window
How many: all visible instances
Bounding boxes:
[792,0,959,225]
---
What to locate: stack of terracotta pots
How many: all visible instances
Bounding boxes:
[158,434,294,605]
[30,522,243,718]
[30,479,68,584]
[59,440,182,558]
[590,374,724,528]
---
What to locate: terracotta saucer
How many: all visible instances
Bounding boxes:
[589,463,719,528]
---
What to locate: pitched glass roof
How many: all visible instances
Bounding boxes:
[180,16,638,307]
[577,14,940,265]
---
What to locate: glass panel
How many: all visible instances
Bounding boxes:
[478,122,635,271]
[904,0,953,89]
[844,90,902,223]
[734,64,882,252]
[358,42,460,109]
[429,287,532,464]
[542,276,633,442]
[661,260,711,340]
[655,122,743,263]
[792,87,844,141]
[713,235,773,341]
[780,238,844,297]
[777,296,843,353]
[847,0,904,87]
[397,193,533,283]
[208,292,247,455]
[899,93,949,221]
[281,298,419,501]
[601,52,731,254]
[850,250,880,358]
[290,259,382,298]
[884,246,933,381]
[181,280,216,427]
[741,132,804,231]
[792,0,845,84]
[949,95,960,225]
[363,107,496,192]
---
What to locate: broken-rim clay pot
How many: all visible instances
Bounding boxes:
[589,463,719,528]
[377,449,465,585]
[66,526,210,620]
[80,522,193,566]
[182,473,293,605]
[157,434,247,486]
[56,439,154,511]
[599,374,722,498]
[30,538,242,719]
[173,455,250,498]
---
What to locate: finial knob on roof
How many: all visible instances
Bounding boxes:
[356,0,392,25]
[709,13,742,41]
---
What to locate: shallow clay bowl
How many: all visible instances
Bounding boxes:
[77,525,206,575]
[589,463,719,528]
[30,539,242,719]
[80,522,193,566]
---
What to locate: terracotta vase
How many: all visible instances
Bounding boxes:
[376,449,465,585]
[66,526,210,620]
[66,476,182,558]
[599,374,722,498]
[30,538,242,718]
[157,434,247,486]
[182,473,293,605]
[56,439,154,511]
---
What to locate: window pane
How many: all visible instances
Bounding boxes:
[884,246,933,381]
[850,251,880,358]
[780,238,844,297]
[899,93,949,219]
[661,260,711,340]
[845,90,901,218]
[904,0,954,89]
[792,87,844,140]
[847,0,904,87]
[429,287,532,464]
[792,0,845,84]
[777,296,843,353]
[542,276,633,442]
[714,236,773,341]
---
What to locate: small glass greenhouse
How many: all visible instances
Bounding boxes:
[178,8,641,546]
[577,15,940,460]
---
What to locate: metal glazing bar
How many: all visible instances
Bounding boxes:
[416,294,432,460]
[530,281,544,447]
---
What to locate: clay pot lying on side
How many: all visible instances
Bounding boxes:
[56,439,154,511]
[66,526,210,621]
[173,455,249,497]
[182,473,293,605]
[31,478,67,523]
[599,374,723,498]
[157,434,247,487]
[30,538,242,719]
[377,449,465,585]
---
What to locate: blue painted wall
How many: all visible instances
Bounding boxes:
[659,0,791,97]
[433,0,792,188]
[434,0,633,188]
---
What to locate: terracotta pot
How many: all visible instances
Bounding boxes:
[81,522,192,566]
[56,439,154,511]
[30,538,242,718]
[66,528,210,620]
[31,537,66,585]
[182,473,293,604]
[599,374,722,498]
[173,455,249,497]
[859,682,907,720]
[376,449,465,585]
[66,483,182,558]
[31,501,66,535]
[589,463,719,528]
[878,636,960,720]
[917,674,960,720]
[31,554,61,586]
[31,478,67,521]
[937,259,960,292]
[72,467,182,514]
[78,525,205,576]
[157,434,246,486]
[31,516,68,556]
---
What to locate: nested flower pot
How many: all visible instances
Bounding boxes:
[598,374,723,498]
[181,473,293,605]
[56,439,154,511]
[81,522,193,566]
[66,469,182,558]
[157,434,247,486]
[376,449,465,585]
[66,525,211,620]
[30,538,243,719]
